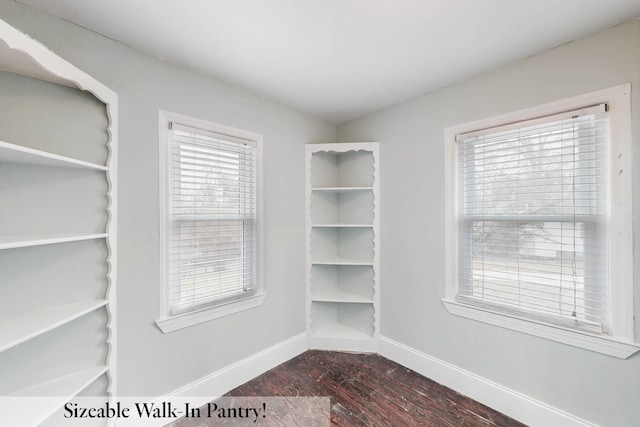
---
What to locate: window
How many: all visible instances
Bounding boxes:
[444,85,638,358]
[157,111,264,333]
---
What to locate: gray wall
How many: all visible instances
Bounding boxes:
[3,0,639,424]
[0,0,335,396]
[337,19,640,427]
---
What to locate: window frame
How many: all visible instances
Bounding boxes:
[156,110,264,333]
[443,85,638,358]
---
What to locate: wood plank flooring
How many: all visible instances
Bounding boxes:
[170,350,527,426]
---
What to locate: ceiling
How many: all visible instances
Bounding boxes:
[18,0,640,124]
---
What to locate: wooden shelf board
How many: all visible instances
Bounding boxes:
[312,224,372,228]
[311,187,373,193]
[0,140,107,170]
[0,299,108,352]
[311,322,373,340]
[311,288,373,304]
[2,365,108,426]
[0,233,108,250]
[9,365,108,397]
[312,257,373,266]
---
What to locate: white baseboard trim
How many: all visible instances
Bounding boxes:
[378,336,598,427]
[115,333,307,426]
[168,332,307,406]
[146,333,598,427]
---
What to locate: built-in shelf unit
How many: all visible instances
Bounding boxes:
[306,143,379,352]
[0,18,117,426]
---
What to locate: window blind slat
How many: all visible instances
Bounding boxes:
[170,272,255,288]
[458,283,603,309]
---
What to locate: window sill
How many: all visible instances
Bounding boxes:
[157,292,266,333]
[441,299,639,359]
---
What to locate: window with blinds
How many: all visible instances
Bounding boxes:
[456,104,609,332]
[168,122,257,314]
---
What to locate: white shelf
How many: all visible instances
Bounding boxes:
[311,322,373,340]
[0,17,118,400]
[306,142,379,352]
[9,365,108,396]
[312,224,372,228]
[0,299,108,352]
[312,256,373,266]
[311,288,373,303]
[0,140,107,170]
[311,187,373,193]
[0,233,108,250]
[2,365,108,426]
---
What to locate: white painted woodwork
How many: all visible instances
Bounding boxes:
[0,17,118,424]
[0,140,108,170]
[311,257,373,266]
[311,290,373,304]
[9,366,108,397]
[0,300,108,352]
[1,366,108,427]
[312,224,373,228]
[378,336,599,427]
[311,321,374,341]
[310,187,374,192]
[306,142,379,352]
[0,233,108,250]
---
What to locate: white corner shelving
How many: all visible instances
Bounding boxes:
[0,17,117,426]
[306,142,380,352]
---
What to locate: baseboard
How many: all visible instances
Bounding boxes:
[143,332,597,427]
[378,336,598,427]
[113,333,307,426]
[167,332,307,406]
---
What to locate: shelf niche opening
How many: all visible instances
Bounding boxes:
[310,150,374,188]
[310,227,374,264]
[0,234,108,318]
[0,69,109,166]
[0,306,109,396]
[310,301,375,339]
[0,163,108,237]
[310,264,374,302]
[310,189,374,225]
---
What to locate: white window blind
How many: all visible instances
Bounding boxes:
[457,104,609,332]
[168,122,257,314]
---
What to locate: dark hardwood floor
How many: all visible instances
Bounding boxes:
[169,350,527,426]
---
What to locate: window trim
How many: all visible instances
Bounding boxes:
[156,110,264,333]
[443,84,638,358]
